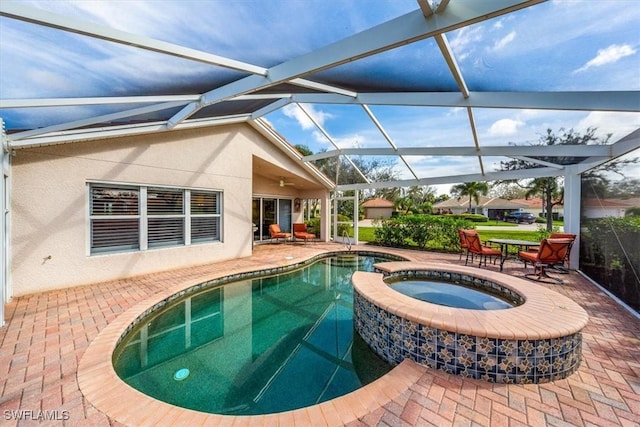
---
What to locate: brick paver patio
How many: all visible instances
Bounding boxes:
[1,243,639,426]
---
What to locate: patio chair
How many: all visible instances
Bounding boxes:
[525,233,576,272]
[268,224,292,242]
[518,238,573,284]
[457,228,473,261]
[462,230,502,268]
[293,223,316,243]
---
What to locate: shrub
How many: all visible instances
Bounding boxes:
[374,215,474,251]
[580,216,640,311]
[306,217,320,234]
[373,218,407,246]
[625,206,640,217]
[307,215,353,238]
[449,213,488,223]
[534,224,560,241]
[403,215,433,248]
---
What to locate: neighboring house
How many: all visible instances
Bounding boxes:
[509,197,564,220]
[362,198,395,219]
[10,122,332,296]
[433,197,526,220]
[582,198,637,218]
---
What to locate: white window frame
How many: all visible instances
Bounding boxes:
[147,187,186,249]
[88,182,222,255]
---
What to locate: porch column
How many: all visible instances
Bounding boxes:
[564,165,581,270]
[320,192,330,242]
[353,190,359,245]
[1,118,9,327]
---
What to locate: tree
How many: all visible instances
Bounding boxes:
[294,144,313,156]
[450,182,489,213]
[394,195,415,215]
[526,177,562,223]
[497,127,637,231]
[488,182,528,200]
[305,149,401,218]
[365,166,402,201]
[582,155,639,200]
[608,178,640,198]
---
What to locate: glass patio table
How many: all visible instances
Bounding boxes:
[487,238,540,271]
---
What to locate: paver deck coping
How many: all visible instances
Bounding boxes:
[364,262,589,340]
[3,243,638,426]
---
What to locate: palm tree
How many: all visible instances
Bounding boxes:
[450,182,489,213]
[394,195,415,215]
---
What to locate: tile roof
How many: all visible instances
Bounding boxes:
[434,196,526,209]
[362,198,394,208]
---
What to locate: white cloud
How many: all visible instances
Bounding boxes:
[575,112,640,141]
[282,104,332,131]
[312,130,328,144]
[488,119,525,136]
[492,31,516,51]
[25,69,75,93]
[334,134,364,149]
[448,26,485,61]
[574,44,636,73]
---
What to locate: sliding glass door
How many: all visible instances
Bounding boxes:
[252,197,293,242]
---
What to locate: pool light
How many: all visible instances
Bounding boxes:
[173,368,190,381]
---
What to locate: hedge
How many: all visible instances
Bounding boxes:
[373,214,475,251]
[580,216,640,312]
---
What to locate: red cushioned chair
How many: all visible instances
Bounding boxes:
[525,233,576,273]
[518,238,573,283]
[462,230,502,268]
[293,223,316,243]
[268,224,291,243]
[458,228,473,261]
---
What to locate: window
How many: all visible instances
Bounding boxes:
[147,188,184,248]
[191,191,220,243]
[89,183,221,254]
[90,185,140,253]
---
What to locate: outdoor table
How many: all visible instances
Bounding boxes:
[487,238,540,271]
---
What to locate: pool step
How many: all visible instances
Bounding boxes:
[329,254,362,268]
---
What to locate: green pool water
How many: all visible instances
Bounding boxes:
[113,254,395,415]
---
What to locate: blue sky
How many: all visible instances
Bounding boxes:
[1,0,639,191]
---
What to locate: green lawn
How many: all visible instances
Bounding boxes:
[356,227,376,242]
[476,229,539,241]
[478,220,518,227]
[481,219,564,227]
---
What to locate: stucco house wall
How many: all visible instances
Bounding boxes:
[10,123,322,296]
[583,207,627,218]
[365,207,393,220]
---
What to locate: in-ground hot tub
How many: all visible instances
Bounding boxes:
[353,262,589,384]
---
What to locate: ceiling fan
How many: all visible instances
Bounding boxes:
[279,177,295,187]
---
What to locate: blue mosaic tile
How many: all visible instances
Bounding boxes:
[353,280,582,384]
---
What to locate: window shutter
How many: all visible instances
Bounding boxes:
[147,188,183,215]
[90,185,140,253]
[191,217,219,243]
[90,185,139,215]
[191,191,220,242]
[191,191,218,215]
[147,188,185,248]
[90,184,221,253]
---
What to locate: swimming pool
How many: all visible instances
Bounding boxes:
[112,253,398,415]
